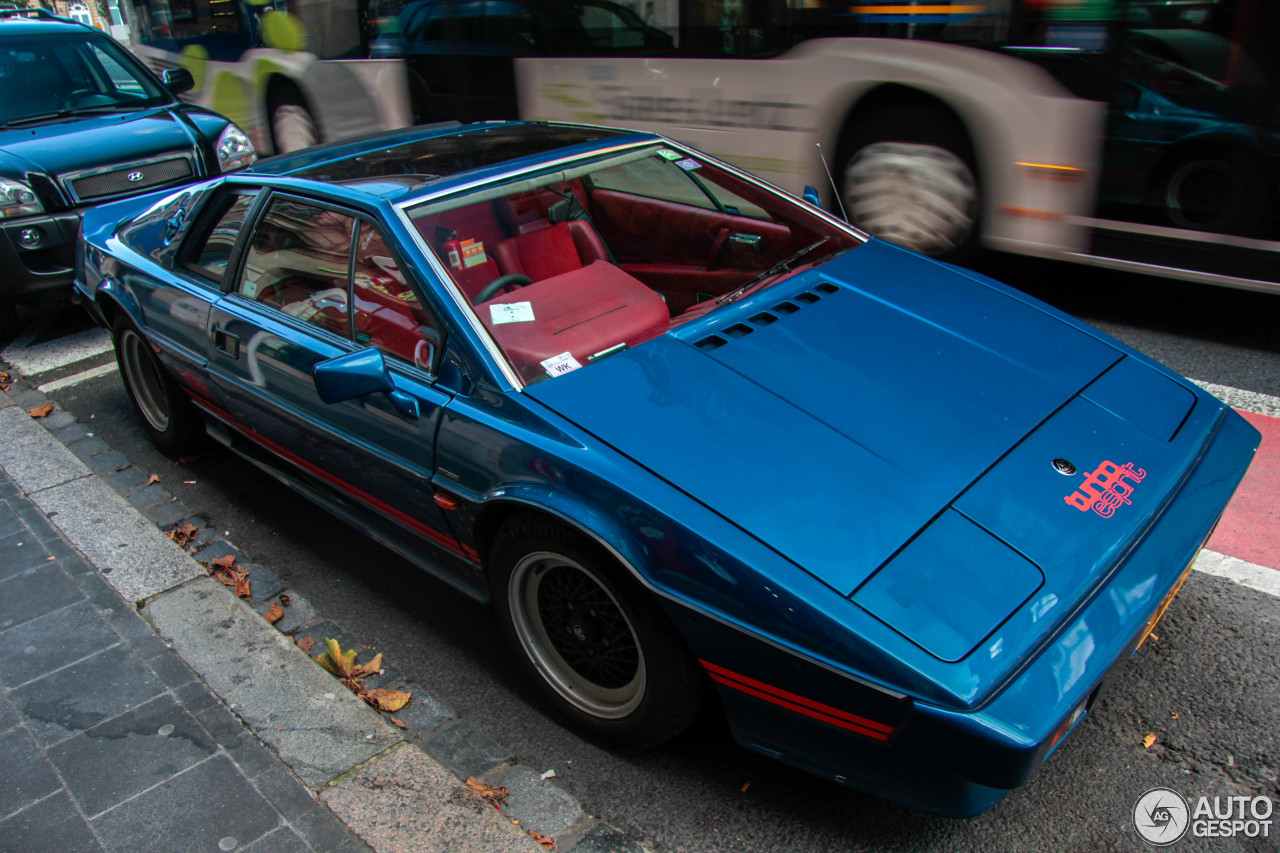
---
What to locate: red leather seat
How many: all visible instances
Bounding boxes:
[492,190,610,282]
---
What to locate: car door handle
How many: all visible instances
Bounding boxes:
[387,390,420,420]
[214,326,240,358]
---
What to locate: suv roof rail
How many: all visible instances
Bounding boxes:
[0,7,71,21]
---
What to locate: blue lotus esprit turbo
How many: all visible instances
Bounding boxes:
[73,121,1259,816]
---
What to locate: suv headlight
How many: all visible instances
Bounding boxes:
[0,177,44,219]
[216,124,257,173]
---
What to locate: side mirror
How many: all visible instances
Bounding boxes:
[802,185,822,207]
[161,67,195,95]
[314,348,421,417]
[314,348,393,403]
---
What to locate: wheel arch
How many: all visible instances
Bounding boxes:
[264,74,321,151]
[471,494,656,594]
[831,83,982,199]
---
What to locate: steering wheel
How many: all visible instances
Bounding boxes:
[473,273,532,305]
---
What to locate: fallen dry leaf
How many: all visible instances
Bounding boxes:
[210,554,237,569]
[279,593,291,606]
[264,602,284,624]
[464,777,509,808]
[527,830,556,849]
[363,688,412,713]
[354,653,384,678]
[315,638,359,680]
[146,474,160,486]
[390,716,407,730]
[166,523,200,548]
[295,636,316,655]
[1143,733,1157,749]
[28,402,54,418]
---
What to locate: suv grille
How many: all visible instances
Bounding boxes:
[69,157,194,202]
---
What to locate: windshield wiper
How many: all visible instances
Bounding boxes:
[2,105,132,128]
[716,237,832,305]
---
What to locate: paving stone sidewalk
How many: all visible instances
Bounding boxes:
[0,375,642,853]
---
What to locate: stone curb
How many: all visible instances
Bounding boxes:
[0,367,648,853]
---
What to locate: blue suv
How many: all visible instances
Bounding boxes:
[0,9,255,336]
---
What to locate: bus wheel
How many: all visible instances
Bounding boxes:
[269,90,319,153]
[1157,150,1266,237]
[838,107,979,259]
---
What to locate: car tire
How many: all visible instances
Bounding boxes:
[1155,149,1267,237]
[837,105,980,260]
[113,316,207,455]
[269,88,319,153]
[491,513,705,747]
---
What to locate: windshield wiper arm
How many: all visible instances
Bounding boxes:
[716,237,831,305]
[2,105,132,128]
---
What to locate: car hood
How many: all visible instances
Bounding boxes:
[0,108,199,177]
[527,240,1130,596]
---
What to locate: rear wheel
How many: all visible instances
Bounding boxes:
[113,315,206,454]
[492,513,704,747]
[837,105,979,260]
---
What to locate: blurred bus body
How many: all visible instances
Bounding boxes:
[137,0,1280,293]
[130,0,411,153]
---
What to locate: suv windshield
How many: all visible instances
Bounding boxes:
[0,31,170,125]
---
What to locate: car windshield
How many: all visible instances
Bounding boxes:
[405,144,862,385]
[0,32,169,125]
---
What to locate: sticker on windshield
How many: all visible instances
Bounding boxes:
[657,149,681,160]
[676,158,701,171]
[489,302,535,325]
[541,352,582,377]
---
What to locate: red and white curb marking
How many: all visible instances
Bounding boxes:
[1194,381,1280,599]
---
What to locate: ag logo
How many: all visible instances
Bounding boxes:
[1134,787,1190,845]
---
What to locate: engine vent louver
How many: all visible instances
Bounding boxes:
[692,282,838,353]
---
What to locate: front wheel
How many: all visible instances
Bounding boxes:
[491,513,704,747]
[837,106,979,260]
[113,316,206,454]
[269,90,319,153]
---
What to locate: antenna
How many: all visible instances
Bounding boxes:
[816,143,849,222]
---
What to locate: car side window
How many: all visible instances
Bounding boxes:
[239,197,355,338]
[352,221,441,372]
[184,192,257,283]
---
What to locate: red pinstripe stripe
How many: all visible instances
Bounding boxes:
[701,659,893,740]
[187,392,478,561]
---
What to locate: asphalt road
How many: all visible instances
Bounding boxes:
[6,258,1279,852]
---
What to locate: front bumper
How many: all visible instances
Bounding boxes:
[679,403,1259,817]
[0,211,81,303]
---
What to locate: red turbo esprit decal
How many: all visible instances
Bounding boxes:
[1064,460,1146,518]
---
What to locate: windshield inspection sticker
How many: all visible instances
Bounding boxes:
[676,158,701,171]
[489,302,535,325]
[541,352,582,377]
[657,149,682,160]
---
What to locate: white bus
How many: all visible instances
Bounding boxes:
[135,0,1280,292]
[128,0,412,153]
